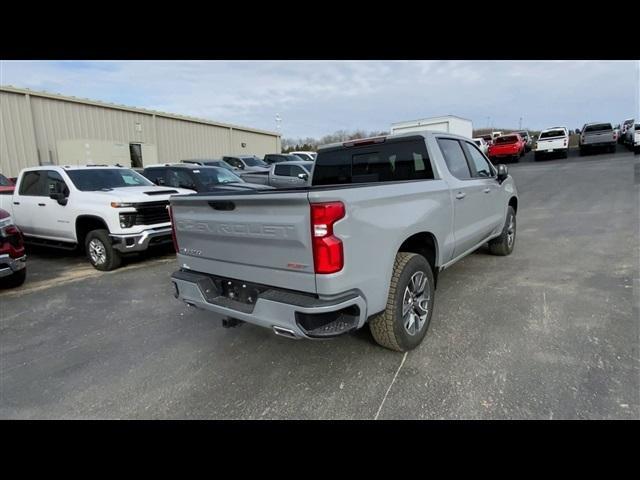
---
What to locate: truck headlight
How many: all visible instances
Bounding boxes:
[119,213,136,228]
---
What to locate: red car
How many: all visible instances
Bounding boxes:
[0,208,27,288]
[0,173,15,195]
[488,134,526,163]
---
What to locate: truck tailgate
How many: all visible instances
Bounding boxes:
[170,191,317,293]
[584,132,614,144]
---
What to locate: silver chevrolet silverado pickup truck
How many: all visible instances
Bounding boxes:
[169,131,519,351]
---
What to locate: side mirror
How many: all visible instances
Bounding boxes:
[49,191,67,206]
[298,173,309,181]
[49,183,68,205]
[575,129,581,135]
[496,164,508,183]
[156,177,165,185]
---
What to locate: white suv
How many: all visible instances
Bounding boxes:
[0,166,192,270]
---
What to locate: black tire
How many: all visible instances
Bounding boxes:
[609,144,616,154]
[534,152,541,161]
[579,147,586,156]
[1,267,26,288]
[85,229,121,271]
[561,149,568,159]
[489,206,516,256]
[369,252,435,352]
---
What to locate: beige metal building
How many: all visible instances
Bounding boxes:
[0,85,281,177]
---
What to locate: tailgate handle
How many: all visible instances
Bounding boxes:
[208,201,235,211]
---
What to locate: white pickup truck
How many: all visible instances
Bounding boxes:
[534,127,569,160]
[0,166,192,270]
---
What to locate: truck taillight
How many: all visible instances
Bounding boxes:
[563,139,567,146]
[310,202,345,274]
[168,205,179,252]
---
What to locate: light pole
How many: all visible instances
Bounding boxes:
[275,113,281,133]
[519,117,523,130]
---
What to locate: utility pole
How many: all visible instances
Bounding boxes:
[519,117,523,130]
[275,113,281,133]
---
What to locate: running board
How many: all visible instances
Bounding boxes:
[24,236,78,251]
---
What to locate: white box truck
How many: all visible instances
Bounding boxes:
[390,115,473,139]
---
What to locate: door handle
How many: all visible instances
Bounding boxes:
[483,188,491,193]
[13,201,20,205]
[38,203,46,206]
[455,192,466,200]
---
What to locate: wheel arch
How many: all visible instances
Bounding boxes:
[75,215,109,246]
[396,231,440,287]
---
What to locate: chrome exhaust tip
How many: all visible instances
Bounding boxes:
[272,326,299,339]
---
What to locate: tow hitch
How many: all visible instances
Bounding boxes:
[221,317,244,328]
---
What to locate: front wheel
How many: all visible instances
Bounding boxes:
[1,267,26,288]
[85,229,121,271]
[369,252,435,352]
[489,206,516,256]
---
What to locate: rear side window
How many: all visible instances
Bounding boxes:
[584,123,612,132]
[312,139,434,186]
[19,171,45,196]
[437,139,471,180]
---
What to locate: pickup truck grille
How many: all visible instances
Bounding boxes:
[132,201,170,225]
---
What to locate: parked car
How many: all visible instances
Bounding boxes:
[515,131,533,152]
[625,123,640,153]
[534,127,569,160]
[488,134,526,162]
[579,123,617,155]
[142,164,272,192]
[262,153,306,164]
[169,131,518,352]
[472,137,489,155]
[0,173,16,195]
[181,159,240,172]
[222,155,269,172]
[0,208,27,288]
[239,161,314,188]
[289,151,317,161]
[620,118,635,144]
[0,166,192,271]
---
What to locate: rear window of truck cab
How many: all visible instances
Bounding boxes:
[539,130,566,139]
[312,138,434,186]
[584,123,612,132]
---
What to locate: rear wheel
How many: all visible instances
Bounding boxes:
[85,229,121,271]
[579,146,586,156]
[561,149,568,159]
[369,252,435,352]
[489,206,516,256]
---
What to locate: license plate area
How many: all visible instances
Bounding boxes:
[212,276,268,306]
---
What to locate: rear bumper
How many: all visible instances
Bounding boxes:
[0,254,26,278]
[110,227,173,253]
[581,141,615,147]
[171,269,368,339]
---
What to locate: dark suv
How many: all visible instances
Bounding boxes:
[142,164,271,193]
[262,154,305,164]
[181,159,239,172]
[221,155,269,172]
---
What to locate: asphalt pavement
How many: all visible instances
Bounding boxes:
[1,146,638,419]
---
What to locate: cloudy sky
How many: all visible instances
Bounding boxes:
[1,60,638,138]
